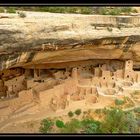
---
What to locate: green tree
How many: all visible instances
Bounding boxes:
[61,119,82,133]
[75,109,82,116]
[68,111,74,117]
[100,108,138,133]
[81,119,101,133]
[39,118,54,133]
[56,120,65,128]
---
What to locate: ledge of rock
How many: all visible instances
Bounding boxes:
[1,12,140,70]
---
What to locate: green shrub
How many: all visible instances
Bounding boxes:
[98,7,121,15]
[39,108,139,133]
[81,119,101,133]
[18,12,26,18]
[7,7,16,13]
[134,107,140,113]
[95,109,102,114]
[0,8,5,13]
[95,108,108,114]
[61,119,82,133]
[107,27,112,32]
[0,7,137,15]
[124,111,139,133]
[100,108,138,133]
[75,109,82,116]
[39,118,54,133]
[102,108,109,115]
[68,111,74,117]
[58,118,101,133]
[115,99,125,106]
[34,7,93,14]
[98,7,135,15]
[132,9,138,13]
[56,120,65,128]
[121,7,133,13]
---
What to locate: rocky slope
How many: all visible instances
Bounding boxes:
[1,11,140,70]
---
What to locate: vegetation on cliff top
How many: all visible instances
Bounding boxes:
[0,7,138,15]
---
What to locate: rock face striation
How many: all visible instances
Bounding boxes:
[1,12,140,69]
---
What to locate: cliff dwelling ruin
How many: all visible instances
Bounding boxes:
[0,59,140,113]
[1,11,140,132]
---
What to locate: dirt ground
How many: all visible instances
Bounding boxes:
[1,120,41,133]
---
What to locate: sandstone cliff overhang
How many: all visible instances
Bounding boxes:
[1,12,140,70]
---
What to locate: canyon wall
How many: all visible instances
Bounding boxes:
[1,12,140,70]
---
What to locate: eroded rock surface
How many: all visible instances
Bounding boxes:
[1,12,140,70]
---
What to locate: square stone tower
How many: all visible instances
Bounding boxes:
[124,60,133,80]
